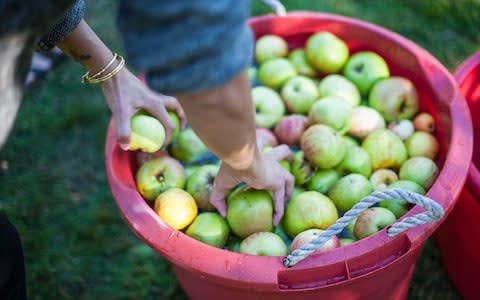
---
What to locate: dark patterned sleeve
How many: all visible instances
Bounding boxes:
[36,0,85,52]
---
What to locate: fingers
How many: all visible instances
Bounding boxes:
[284,171,295,202]
[114,107,133,150]
[158,93,187,129]
[272,183,286,226]
[267,144,293,162]
[209,167,239,217]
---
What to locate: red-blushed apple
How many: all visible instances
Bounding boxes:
[256,128,278,149]
[258,58,297,89]
[251,86,286,128]
[354,207,397,239]
[328,173,373,212]
[368,77,419,122]
[136,156,186,202]
[186,164,219,211]
[343,51,390,95]
[288,48,317,77]
[405,131,439,159]
[290,229,340,254]
[301,124,346,169]
[348,106,386,139]
[399,157,439,190]
[255,34,288,64]
[283,191,339,238]
[388,119,414,140]
[305,31,349,73]
[281,75,319,114]
[308,96,353,134]
[306,169,339,194]
[369,168,399,190]
[239,232,288,256]
[290,151,314,185]
[226,188,273,238]
[379,180,425,218]
[186,212,230,248]
[340,238,355,246]
[170,127,209,164]
[362,129,408,170]
[274,115,308,146]
[336,146,372,177]
[413,112,435,133]
[318,74,361,107]
[129,110,165,153]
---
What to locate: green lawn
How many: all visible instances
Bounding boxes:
[1,0,479,299]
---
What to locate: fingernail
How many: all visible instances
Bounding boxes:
[119,143,130,151]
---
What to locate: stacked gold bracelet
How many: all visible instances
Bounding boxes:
[81,53,125,84]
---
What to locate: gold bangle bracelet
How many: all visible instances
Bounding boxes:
[82,54,125,84]
[81,53,117,83]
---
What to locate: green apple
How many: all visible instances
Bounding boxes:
[281,76,319,114]
[328,173,373,212]
[362,129,407,170]
[343,51,390,94]
[318,74,361,107]
[136,156,186,202]
[306,169,339,194]
[290,229,340,254]
[348,106,386,139]
[184,165,201,178]
[258,58,297,89]
[388,119,414,141]
[283,191,339,238]
[413,112,435,133]
[369,77,419,122]
[240,232,288,256]
[274,115,309,146]
[369,168,399,190]
[288,48,317,77]
[336,146,372,177]
[168,111,181,143]
[379,180,425,218]
[290,151,314,185]
[290,186,306,201]
[186,164,219,211]
[399,157,439,190]
[255,34,288,64]
[305,31,349,73]
[308,96,353,134]
[354,207,397,239]
[405,131,439,160]
[226,188,273,238]
[251,86,286,128]
[186,212,230,248]
[274,222,292,248]
[129,110,165,153]
[340,238,355,246]
[170,128,209,164]
[301,124,346,169]
[343,136,359,149]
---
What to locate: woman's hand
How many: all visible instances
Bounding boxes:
[100,68,185,150]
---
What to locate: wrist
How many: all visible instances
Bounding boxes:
[224,143,262,172]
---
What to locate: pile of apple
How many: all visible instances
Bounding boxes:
[131,31,441,257]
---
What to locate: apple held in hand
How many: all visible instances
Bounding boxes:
[255,34,288,64]
[362,129,408,170]
[252,86,286,128]
[368,77,419,122]
[318,74,361,107]
[168,111,181,143]
[288,48,317,77]
[258,58,297,89]
[308,96,353,134]
[343,51,390,95]
[129,110,165,153]
[328,173,373,212]
[281,76,319,114]
[301,124,346,169]
[274,115,308,146]
[348,106,386,139]
[369,168,399,190]
[290,229,340,255]
[136,156,186,202]
[186,164,219,211]
[290,151,314,185]
[336,146,372,177]
[379,180,425,218]
[283,191,338,238]
[306,169,339,194]
[240,232,288,256]
[170,127,209,164]
[256,128,279,149]
[305,31,349,74]
[399,157,439,190]
[186,212,230,248]
[226,188,273,238]
[405,131,439,159]
[354,207,397,240]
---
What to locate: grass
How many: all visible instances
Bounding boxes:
[1,0,479,299]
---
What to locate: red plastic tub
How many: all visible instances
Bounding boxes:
[105,12,473,300]
[434,52,480,300]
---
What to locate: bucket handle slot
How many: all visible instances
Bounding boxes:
[283,188,444,268]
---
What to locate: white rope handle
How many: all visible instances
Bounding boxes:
[261,0,287,16]
[283,188,444,268]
